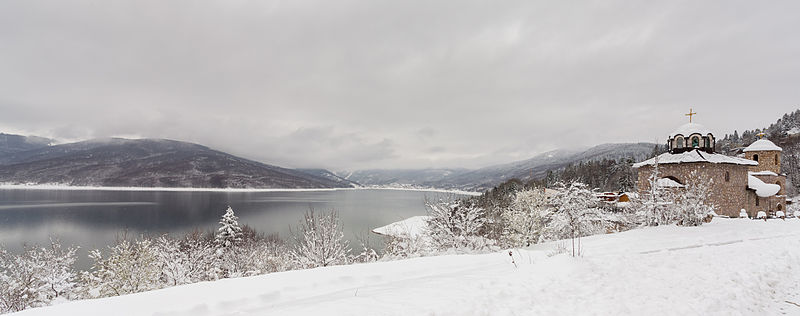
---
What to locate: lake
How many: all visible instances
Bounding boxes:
[0,188,461,269]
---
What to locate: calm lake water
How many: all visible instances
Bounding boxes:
[0,188,457,269]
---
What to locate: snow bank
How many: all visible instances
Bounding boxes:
[372,216,430,239]
[15,219,800,316]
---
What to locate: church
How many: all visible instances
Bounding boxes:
[633,110,786,218]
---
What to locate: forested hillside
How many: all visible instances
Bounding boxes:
[717,109,800,194]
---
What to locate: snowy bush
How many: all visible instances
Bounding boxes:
[290,209,350,268]
[83,238,161,298]
[381,235,431,259]
[153,232,217,286]
[547,182,604,256]
[426,198,497,252]
[0,241,78,313]
[501,188,550,247]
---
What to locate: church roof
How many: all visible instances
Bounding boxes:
[743,139,782,152]
[747,173,781,197]
[669,123,713,138]
[632,149,758,168]
[656,178,684,188]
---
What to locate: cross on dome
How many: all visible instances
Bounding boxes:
[685,108,697,123]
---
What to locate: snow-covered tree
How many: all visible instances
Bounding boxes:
[547,182,603,256]
[673,171,714,226]
[83,238,161,298]
[290,209,350,268]
[501,188,550,247]
[0,241,78,313]
[426,198,496,252]
[215,206,243,249]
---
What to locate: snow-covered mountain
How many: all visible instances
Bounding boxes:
[0,137,353,189]
[0,133,52,156]
[338,168,469,187]
[346,143,656,191]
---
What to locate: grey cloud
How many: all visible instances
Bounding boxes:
[1,0,799,170]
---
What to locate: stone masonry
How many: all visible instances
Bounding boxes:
[637,162,750,217]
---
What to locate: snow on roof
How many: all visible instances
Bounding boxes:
[656,178,684,188]
[743,139,782,152]
[747,174,781,197]
[372,216,430,238]
[669,123,713,138]
[633,149,758,168]
[749,171,778,176]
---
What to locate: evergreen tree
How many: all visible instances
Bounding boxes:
[215,206,243,249]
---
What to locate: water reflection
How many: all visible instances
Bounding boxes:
[0,189,452,269]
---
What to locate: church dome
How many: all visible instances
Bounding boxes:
[667,122,715,154]
[668,123,713,139]
[743,139,782,152]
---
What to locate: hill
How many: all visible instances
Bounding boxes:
[0,137,353,189]
[0,133,52,156]
[345,143,657,192]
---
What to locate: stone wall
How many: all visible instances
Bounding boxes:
[745,150,781,174]
[636,162,750,217]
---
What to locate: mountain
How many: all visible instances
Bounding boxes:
[296,169,360,188]
[346,143,657,191]
[338,168,469,187]
[433,143,656,191]
[0,133,52,156]
[0,137,353,189]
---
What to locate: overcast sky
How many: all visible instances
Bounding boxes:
[1,1,799,170]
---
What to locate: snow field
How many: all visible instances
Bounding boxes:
[15,219,800,316]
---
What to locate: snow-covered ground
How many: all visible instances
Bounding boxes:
[15,219,800,315]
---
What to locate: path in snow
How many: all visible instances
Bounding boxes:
[15,219,800,316]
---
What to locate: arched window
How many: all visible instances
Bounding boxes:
[702,136,709,148]
[725,171,730,182]
[775,155,779,165]
[756,197,760,206]
[692,137,699,147]
[677,137,684,148]
[753,154,759,162]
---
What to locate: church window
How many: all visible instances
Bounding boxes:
[691,137,699,147]
[725,171,730,182]
[753,154,759,162]
[677,137,684,148]
[702,136,709,148]
[756,198,759,206]
[775,155,779,165]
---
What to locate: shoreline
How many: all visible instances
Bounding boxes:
[0,184,482,196]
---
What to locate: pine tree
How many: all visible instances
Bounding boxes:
[215,206,243,249]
